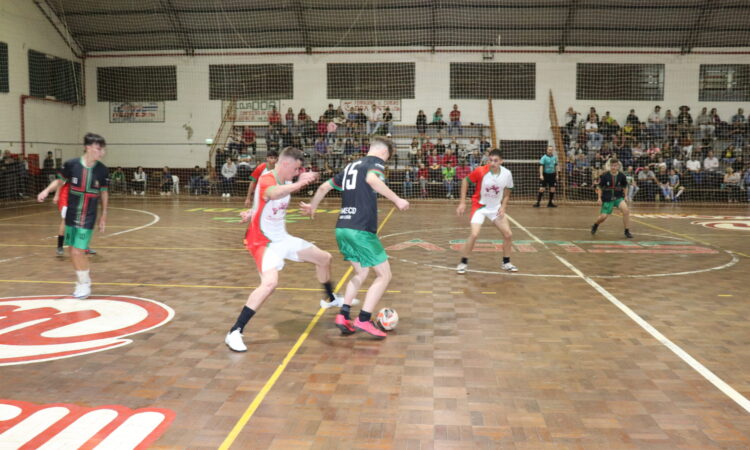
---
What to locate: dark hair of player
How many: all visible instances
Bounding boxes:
[83,132,106,147]
[489,149,502,159]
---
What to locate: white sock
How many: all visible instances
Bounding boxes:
[76,270,91,285]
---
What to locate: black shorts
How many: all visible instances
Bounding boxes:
[540,172,557,188]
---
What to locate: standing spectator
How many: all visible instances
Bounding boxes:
[585,114,603,150]
[314,137,328,169]
[431,108,445,133]
[42,151,56,183]
[409,138,420,166]
[696,107,715,140]
[367,104,382,135]
[723,167,742,202]
[418,163,429,198]
[280,126,294,149]
[243,126,257,155]
[110,167,126,193]
[730,108,746,148]
[442,160,456,199]
[648,105,664,141]
[416,110,427,136]
[677,105,693,136]
[221,158,237,198]
[331,138,344,169]
[448,104,462,135]
[382,107,393,136]
[132,166,146,195]
[268,106,282,129]
[266,125,280,152]
[160,166,173,196]
[326,118,338,143]
[565,107,580,139]
[323,103,336,122]
[285,107,295,131]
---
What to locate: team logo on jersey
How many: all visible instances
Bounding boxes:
[271,201,289,215]
[0,399,175,449]
[0,296,174,366]
[485,185,500,195]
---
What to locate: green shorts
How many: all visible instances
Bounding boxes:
[64,226,94,250]
[600,198,624,215]
[335,228,388,268]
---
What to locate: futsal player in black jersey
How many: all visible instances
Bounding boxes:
[591,159,633,238]
[302,137,409,338]
[38,133,109,299]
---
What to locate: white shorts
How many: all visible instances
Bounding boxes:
[470,207,502,225]
[258,236,314,273]
[60,206,67,219]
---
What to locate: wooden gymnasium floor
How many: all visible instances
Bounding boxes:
[0,197,749,449]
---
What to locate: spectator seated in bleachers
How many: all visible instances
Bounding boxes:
[110,167,126,193]
[220,158,236,198]
[132,166,146,195]
[160,166,173,196]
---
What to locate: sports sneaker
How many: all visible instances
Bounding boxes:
[591,223,599,235]
[501,262,518,272]
[73,282,91,299]
[547,203,557,208]
[335,314,355,335]
[225,329,247,352]
[320,294,360,309]
[85,248,97,255]
[624,229,633,239]
[56,247,64,257]
[456,262,468,274]
[354,318,387,338]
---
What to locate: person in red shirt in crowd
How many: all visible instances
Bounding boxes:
[456,158,471,181]
[242,126,257,155]
[268,106,282,129]
[285,107,295,131]
[422,138,435,155]
[442,148,458,167]
[317,115,328,139]
[449,104,462,135]
[427,148,440,167]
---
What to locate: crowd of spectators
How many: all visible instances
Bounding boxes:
[564,105,750,202]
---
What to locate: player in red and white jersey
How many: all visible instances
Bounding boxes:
[225,147,341,352]
[455,149,518,274]
[243,150,278,208]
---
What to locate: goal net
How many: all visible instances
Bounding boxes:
[5,1,750,207]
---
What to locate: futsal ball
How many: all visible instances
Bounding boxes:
[376,307,398,331]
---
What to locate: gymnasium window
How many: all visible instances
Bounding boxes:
[699,65,750,102]
[0,42,8,93]
[327,63,415,99]
[576,63,664,101]
[97,66,177,102]
[450,63,536,100]
[209,64,293,100]
[28,50,84,104]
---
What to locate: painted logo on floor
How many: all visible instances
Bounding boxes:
[0,399,174,449]
[632,214,750,231]
[0,296,174,366]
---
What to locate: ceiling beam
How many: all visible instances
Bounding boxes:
[159,0,194,55]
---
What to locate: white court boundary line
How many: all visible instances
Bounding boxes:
[103,208,160,237]
[506,214,750,414]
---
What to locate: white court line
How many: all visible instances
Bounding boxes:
[507,213,750,414]
[0,256,24,265]
[102,208,160,237]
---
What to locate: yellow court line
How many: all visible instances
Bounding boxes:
[218,206,397,450]
[627,216,750,258]
[481,291,497,294]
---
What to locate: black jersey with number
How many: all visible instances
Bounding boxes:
[598,171,627,202]
[58,157,109,229]
[328,156,386,234]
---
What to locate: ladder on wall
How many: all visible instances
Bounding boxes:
[208,100,237,167]
[487,98,498,148]
[548,90,568,201]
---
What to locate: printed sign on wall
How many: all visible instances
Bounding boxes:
[110,102,165,123]
[227,99,281,124]
[341,100,402,121]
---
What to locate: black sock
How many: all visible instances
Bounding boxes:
[536,192,543,204]
[57,235,64,248]
[340,304,351,320]
[460,257,468,264]
[230,306,255,333]
[625,228,630,233]
[358,310,372,323]
[548,192,555,203]
[323,281,335,302]
[503,257,510,264]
